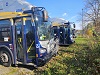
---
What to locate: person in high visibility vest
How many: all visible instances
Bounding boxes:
[40,34,46,40]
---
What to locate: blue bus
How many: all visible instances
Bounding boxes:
[53,22,75,45]
[0,7,59,67]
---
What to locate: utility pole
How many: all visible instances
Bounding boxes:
[82,9,84,36]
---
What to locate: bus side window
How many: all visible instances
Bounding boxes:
[0,20,11,42]
[0,27,10,42]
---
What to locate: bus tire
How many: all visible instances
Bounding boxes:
[0,50,12,67]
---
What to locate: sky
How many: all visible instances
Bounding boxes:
[0,0,85,30]
[27,0,85,30]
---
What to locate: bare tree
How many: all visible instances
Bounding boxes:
[84,0,100,26]
[82,0,100,35]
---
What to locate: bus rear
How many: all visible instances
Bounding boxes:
[59,22,75,45]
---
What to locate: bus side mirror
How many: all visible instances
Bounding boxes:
[42,10,48,22]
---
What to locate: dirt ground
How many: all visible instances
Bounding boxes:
[0,64,35,75]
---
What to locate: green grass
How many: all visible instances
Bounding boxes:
[34,37,100,75]
[1,37,99,75]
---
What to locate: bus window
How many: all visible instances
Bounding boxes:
[0,20,11,42]
[38,22,51,41]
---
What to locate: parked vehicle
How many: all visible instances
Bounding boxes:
[52,22,76,45]
[0,7,59,67]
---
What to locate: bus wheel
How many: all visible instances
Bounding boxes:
[0,50,11,67]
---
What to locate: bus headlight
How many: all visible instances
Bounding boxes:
[39,48,47,54]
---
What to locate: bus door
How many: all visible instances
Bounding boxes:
[15,18,24,62]
[59,26,64,44]
[15,17,36,63]
[64,26,68,44]
[25,17,36,63]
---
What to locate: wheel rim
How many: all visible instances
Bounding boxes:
[0,53,9,63]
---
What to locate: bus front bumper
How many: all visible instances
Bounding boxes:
[37,53,52,67]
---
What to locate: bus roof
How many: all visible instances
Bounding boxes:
[52,24,69,27]
[52,24,60,27]
[0,12,29,20]
[60,24,69,26]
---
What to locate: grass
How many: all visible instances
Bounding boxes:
[34,37,100,75]
[0,37,99,75]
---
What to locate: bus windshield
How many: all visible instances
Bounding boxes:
[33,9,51,41]
[38,22,51,41]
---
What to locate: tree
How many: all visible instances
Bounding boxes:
[83,0,100,35]
[84,0,100,23]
